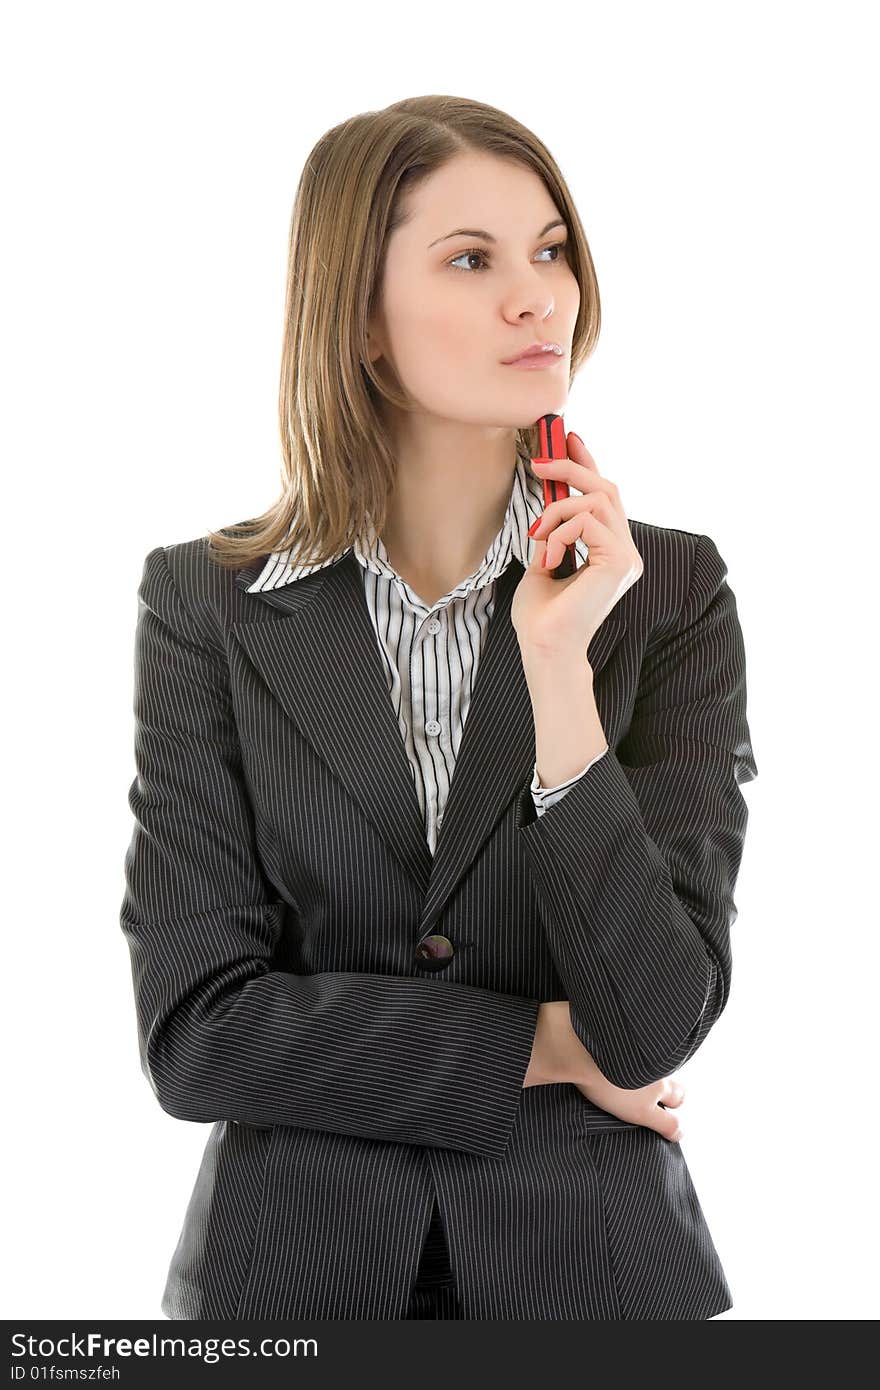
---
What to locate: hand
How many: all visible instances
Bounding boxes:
[524,1002,685,1143]
[510,432,644,655]
[574,1072,686,1143]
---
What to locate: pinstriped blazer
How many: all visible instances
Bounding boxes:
[120,517,758,1321]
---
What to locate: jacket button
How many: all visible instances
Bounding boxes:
[414,933,454,971]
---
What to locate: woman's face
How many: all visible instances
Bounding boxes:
[367,151,581,432]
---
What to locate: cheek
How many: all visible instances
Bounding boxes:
[430,307,475,353]
[393,324,490,417]
[398,284,479,355]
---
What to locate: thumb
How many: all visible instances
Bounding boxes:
[527,534,549,574]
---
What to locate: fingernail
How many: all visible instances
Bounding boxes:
[541,551,548,568]
[527,517,541,537]
[571,432,585,447]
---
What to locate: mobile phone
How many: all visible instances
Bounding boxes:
[532,412,579,579]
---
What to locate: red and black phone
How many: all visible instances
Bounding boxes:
[531,412,580,579]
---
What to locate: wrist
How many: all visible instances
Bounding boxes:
[524,1002,563,1086]
[519,641,594,681]
[523,657,606,789]
[527,1001,599,1085]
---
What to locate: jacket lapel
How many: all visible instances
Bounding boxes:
[232,551,435,891]
[231,550,626,929]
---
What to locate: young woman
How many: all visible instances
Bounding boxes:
[121,94,758,1321]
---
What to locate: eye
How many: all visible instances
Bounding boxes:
[447,241,569,273]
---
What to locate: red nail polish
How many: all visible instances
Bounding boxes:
[528,518,541,537]
[541,551,548,568]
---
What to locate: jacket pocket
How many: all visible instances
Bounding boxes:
[162,1120,276,1319]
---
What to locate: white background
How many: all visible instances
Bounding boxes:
[3,0,877,1322]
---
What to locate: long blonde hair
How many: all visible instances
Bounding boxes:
[207,94,601,572]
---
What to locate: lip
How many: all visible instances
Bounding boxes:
[504,352,564,370]
[501,341,565,366]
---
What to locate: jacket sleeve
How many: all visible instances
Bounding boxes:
[515,533,758,1089]
[120,545,539,1159]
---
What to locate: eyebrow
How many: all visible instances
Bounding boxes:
[427,218,567,249]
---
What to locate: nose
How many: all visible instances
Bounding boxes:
[508,287,554,327]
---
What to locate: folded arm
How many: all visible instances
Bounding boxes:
[120,546,539,1158]
[516,533,758,1089]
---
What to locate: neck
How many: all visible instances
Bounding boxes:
[379,416,519,594]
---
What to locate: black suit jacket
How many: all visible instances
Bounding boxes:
[120,519,758,1320]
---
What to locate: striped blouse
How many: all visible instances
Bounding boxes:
[246,451,608,857]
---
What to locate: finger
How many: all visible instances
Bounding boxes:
[531,453,612,494]
[655,1105,684,1142]
[660,1078,685,1106]
[529,492,620,540]
[542,505,621,569]
[532,455,623,511]
[544,502,619,550]
[544,517,616,571]
[566,431,601,472]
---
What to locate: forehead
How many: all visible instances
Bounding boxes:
[404,152,560,230]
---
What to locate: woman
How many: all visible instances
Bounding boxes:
[120,95,758,1321]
